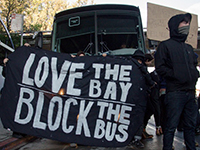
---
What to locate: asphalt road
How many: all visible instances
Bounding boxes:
[1,117,200,150]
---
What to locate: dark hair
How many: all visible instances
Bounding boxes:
[76,51,85,56]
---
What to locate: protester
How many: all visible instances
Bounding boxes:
[142,53,162,138]
[71,51,85,57]
[2,56,27,138]
[130,50,156,148]
[2,43,30,66]
[1,43,31,138]
[76,51,85,56]
[155,13,199,150]
[69,50,85,148]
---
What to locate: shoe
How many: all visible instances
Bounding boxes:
[184,141,198,147]
[142,129,153,139]
[156,126,163,136]
[69,143,78,148]
[156,129,160,136]
[172,146,175,150]
[130,139,144,148]
[195,141,199,147]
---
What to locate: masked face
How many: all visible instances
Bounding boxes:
[178,21,190,35]
[178,25,190,35]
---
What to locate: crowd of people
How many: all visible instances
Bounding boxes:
[1,12,200,150]
[129,13,200,150]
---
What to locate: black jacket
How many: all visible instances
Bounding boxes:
[155,13,199,92]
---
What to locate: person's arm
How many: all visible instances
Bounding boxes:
[139,65,155,87]
[193,52,198,67]
[2,58,9,77]
[155,42,174,80]
[192,51,200,78]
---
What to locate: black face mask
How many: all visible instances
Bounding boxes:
[178,25,190,35]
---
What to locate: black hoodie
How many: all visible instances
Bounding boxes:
[155,13,199,92]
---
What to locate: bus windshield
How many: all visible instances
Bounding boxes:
[52,5,145,56]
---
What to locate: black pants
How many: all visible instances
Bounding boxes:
[163,91,197,150]
[143,87,161,128]
[160,94,166,130]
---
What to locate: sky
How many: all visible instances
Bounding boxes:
[84,0,200,28]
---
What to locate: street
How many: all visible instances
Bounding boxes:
[1,116,200,150]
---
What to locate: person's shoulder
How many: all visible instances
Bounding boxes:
[159,39,171,45]
[166,38,176,43]
[185,43,193,49]
[161,39,181,48]
[157,40,169,49]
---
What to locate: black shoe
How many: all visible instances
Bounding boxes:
[12,132,26,138]
[184,141,198,147]
[130,139,144,148]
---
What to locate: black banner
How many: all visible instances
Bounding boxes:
[0,47,147,147]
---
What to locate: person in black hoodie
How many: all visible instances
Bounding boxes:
[155,13,199,150]
[130,50,156,148]
[143,53,163,138]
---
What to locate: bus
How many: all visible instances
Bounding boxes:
[0,4,146,91]
[51,4,146,56]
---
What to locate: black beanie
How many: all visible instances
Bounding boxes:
[132,50,145,61]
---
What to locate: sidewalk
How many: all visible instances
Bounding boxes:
[0,118,12,142]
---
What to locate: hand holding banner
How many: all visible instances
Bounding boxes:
[0,47,147,147]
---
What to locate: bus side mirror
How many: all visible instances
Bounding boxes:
[33,31,43,49]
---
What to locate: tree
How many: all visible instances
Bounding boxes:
[24,0,69,31]
[0,0,31,31]
[70,0,94,8]
[0,0,94,32]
